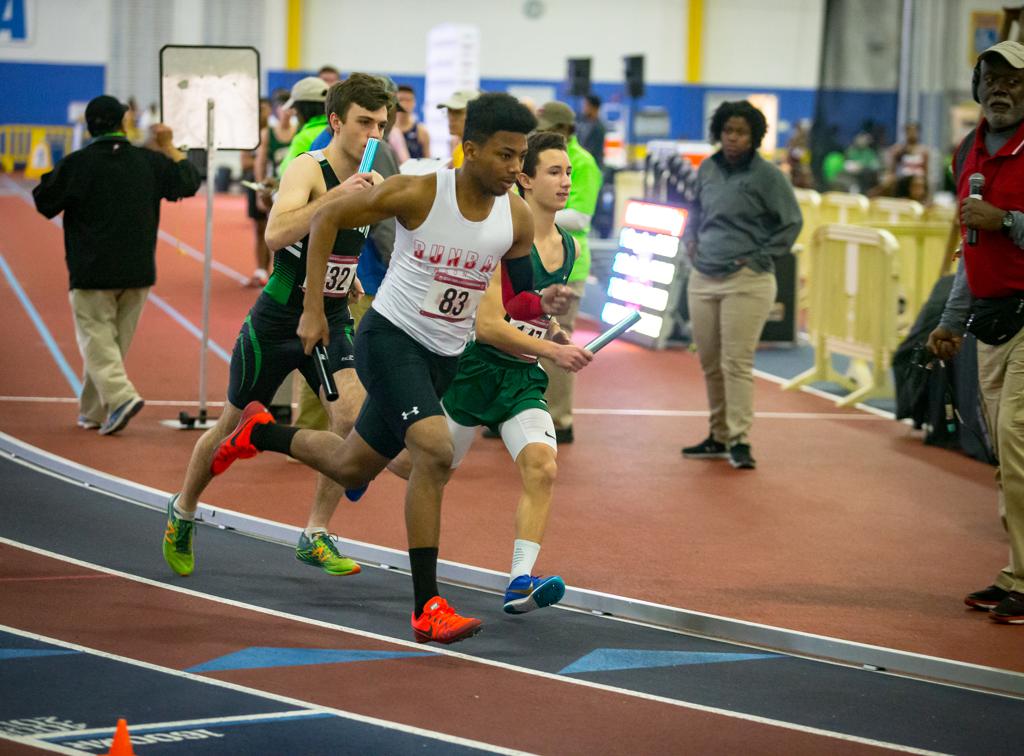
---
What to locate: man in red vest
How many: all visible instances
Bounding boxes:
[929,40,1024,625]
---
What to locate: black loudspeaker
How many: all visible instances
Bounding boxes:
[567,58,591,97]
[624,55,645,98]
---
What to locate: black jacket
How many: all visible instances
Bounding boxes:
[32,136,201,289]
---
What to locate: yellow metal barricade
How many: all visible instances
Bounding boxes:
[783,224,900,407]
[0,124,74,173]
[819,192,869,226]
[924,204,956,224]
[793,188,821,311]
[865,221,951,326]
[868,197,924,224]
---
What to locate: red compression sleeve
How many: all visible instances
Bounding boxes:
[501,257,545,321]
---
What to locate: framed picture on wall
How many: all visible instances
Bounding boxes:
[969,11,1002,66]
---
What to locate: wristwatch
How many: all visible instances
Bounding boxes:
[1002,211,1015,234]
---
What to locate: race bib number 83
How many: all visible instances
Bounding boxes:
[419,271,486,321]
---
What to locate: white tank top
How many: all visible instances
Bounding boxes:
[372,169,513,356]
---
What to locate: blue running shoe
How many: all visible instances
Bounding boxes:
[503,574,566,614]
[344,485,367,502]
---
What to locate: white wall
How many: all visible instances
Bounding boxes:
[303,0,688,83]
[703,0,824,88]
[0,0,109,63]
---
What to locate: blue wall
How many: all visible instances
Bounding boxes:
[4,63,894,149]
[0,61,105,124]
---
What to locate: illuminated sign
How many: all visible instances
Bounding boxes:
[617,227,681,259]
[607,277,670,311]
[601,302,663,339]
[622,200,687,237]
[612,252,676,285]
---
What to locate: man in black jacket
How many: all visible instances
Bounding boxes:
[33,95,201,435]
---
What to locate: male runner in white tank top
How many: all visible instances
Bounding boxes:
[210,94,575,644]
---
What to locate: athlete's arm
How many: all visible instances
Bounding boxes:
[501,195,575,319]
[298,175,425,354]
[476,269,592,372]
[264,155,373,250]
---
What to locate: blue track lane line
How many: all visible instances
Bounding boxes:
[147,293,232,364]
[0,251,82,395]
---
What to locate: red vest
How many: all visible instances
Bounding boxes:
[959,117,1024,298]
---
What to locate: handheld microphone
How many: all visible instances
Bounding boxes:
[967,172,985,246]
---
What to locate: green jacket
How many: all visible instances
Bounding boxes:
[278,115,328,174]
[564,135,602,283]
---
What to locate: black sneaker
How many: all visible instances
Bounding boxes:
[681,436,729,459]
[555,427,574,444]
[990,591,1024,624]
[964,584,1010,611]
[729,443,756,469]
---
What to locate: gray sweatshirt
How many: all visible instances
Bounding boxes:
[940,127,1024,333]
[683,151,803,277]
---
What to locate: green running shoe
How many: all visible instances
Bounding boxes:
[296,531,361,576]
[162,493,195,576]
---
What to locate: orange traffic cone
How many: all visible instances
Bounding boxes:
[105,718,136,756]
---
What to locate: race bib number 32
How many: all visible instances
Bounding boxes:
[419,271,486,321]
[303,255,358,298]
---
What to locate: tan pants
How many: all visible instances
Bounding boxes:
[294,294,375,430]
[70,287,149,423]
[541,280,586,431]
[977,327,1024,593]
[687,267,776,446]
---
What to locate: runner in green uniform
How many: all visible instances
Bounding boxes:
[161,74,391,579]
[390,131,594,613]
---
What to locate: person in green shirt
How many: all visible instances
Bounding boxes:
[277,76,331,174]
[534,100,603,443]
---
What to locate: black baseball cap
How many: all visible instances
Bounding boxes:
[85,95,129,135]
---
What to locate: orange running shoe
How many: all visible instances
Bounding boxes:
[210,401,275,476]
[411,596,482,644]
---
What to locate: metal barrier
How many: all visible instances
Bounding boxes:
[0,124,74,173]
[783,224,900,407]
[819,191,869,225]
[793,188,821,310]
[866,221,950,326]
[868,197,924,224]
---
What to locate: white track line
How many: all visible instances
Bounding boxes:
[36,710,344,740]
[0,623,526,755]
[0,538,941,755]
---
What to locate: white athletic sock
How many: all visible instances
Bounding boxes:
[304,527,328,540]
[510,539,541,581]
[173,503,195,521]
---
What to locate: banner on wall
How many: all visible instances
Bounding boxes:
[424,24,480,164]
[0,0,31,44]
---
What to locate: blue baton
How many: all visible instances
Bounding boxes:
[357,138,380,236]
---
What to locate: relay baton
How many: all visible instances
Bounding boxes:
[313,344,339,402]
[357,137,380,236]
[584,310,642,354]
[240,179,263,192]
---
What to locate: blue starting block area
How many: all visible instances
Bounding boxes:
[0,629,494,754]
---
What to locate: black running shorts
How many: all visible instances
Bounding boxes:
[228,293,354,409]
[353,307,460,459]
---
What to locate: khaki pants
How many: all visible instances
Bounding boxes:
[977,327,1024,592]
[70,287,149,423]
[294,294,375,430]
[687,267,776,446]
[541,280,586,431]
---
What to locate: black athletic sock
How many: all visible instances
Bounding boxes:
[409,547,439,617]
[250,423,299,455]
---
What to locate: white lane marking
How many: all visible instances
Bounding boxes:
[0,395,886,420]
[157,229,251,285]
[37,710,332,740]
[0,538,943,754]
[0,623,527,756]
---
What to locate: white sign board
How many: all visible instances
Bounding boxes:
[424,24,480,163]
[160,45,260,150]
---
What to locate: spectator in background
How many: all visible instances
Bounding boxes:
[32,95,201,435]
[277,77,330,174]
[318,65,341,85]
[241,97,274,287]
[396,85,430,159]
[253,88,297,202]
[681,100,802,470]
[843,130,882,193]
[437,88,480,168]
[928,40,1024,625]
[577,94,606,170]
[886,120,931,182]
[894,173,930,205]
[535,100,603,443]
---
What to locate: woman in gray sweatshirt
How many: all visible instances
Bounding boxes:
[681,100,802,470]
